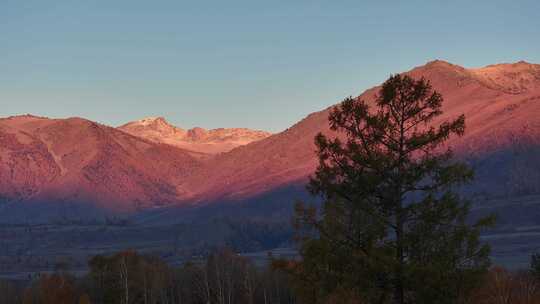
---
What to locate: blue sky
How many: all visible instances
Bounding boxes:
[1,1,539,132]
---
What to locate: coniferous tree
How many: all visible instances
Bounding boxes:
[280,74,493,304]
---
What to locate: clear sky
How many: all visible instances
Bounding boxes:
[2,1,539,132]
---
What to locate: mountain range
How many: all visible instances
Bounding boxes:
[1,60,540,225]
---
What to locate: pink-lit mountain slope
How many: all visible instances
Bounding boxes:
[0,115,201,221]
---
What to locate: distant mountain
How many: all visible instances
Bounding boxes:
[118,117,271,155]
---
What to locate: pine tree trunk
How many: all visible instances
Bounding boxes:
[395,116,406,304]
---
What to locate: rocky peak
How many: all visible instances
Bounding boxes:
[118,117,271,154]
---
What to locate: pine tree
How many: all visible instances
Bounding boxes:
[283,74,494,304]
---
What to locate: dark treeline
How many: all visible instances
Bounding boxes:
[2,250,540,304]
[0,248,295,304]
